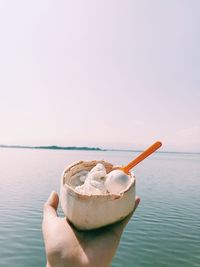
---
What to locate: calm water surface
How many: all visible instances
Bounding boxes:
[0,148,199,267]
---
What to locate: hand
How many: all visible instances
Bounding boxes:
[42,191,140,267]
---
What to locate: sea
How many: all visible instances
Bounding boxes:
[0,148,199,267]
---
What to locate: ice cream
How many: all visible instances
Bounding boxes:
[74,163,131,195]
[74,163,107,194]
[104,169,130,194]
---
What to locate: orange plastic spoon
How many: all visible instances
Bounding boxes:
[120,141,162,174]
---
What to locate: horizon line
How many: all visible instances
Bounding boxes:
[0,144,199,155]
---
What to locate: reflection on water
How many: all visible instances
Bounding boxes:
[0,148,200,267]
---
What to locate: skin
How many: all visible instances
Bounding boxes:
[42,191,140,267]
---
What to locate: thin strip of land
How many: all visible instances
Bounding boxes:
[0,144,104,151]
[0,144,199,154]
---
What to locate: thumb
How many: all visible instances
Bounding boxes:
[43,191,59,220]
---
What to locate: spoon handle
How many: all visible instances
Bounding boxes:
[121,141,162,174]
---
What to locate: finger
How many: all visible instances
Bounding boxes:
[121,196,140,227]
[43,191,59,220]
[111,196,140,236]
[133,196,140,213]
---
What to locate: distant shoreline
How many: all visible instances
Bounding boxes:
[0,144,105,151]
[0,144,199,154]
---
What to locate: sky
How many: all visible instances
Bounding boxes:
[0,0,199,152]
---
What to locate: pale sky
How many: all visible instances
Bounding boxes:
[0,0,199,152]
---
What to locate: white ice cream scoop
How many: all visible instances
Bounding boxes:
[105,170,130,194]
[105,141,162,194]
